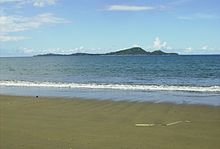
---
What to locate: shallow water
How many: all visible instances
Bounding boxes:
[0,55,220,105]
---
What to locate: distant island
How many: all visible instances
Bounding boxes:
[34,47,178,56]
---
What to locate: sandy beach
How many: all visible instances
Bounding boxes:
[0,95,220,149]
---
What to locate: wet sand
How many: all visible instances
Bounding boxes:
[0,95,220,149]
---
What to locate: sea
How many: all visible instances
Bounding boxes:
[0,55,220,105]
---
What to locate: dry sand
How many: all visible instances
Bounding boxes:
[0,95,220,149]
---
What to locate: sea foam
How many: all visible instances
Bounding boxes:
[1,80,220,93]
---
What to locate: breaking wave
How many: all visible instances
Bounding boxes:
[1,80,220,93]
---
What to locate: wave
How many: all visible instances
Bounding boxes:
[0,80,220,93]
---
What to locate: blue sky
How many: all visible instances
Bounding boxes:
[0,0,220,56]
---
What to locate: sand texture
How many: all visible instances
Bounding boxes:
[1,95,220,149]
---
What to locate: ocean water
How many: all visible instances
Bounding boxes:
[0,55,220,105]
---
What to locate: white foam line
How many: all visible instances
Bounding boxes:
[0,80,220,93]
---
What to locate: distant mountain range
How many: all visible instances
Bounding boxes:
[34,47,178,56]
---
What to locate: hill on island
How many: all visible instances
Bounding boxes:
[35,47,178,56]
[105,47,178,55]
[106,47,149,55]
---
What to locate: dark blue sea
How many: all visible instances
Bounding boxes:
[1,55,220,105]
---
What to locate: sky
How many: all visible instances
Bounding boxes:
[0,0,220,56]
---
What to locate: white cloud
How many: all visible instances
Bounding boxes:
[185,47,193,52]
[19,47,34,53]
[0,0,20,3]
[42,48,66,54]
[132,44,141,47]
[159,5,166,10]
[153,37,168,50]
[168,0,192,6]
[202,45,208,50]
[18,47,66,55]
[107,5,155,11]
[0,13,68,41]
[178,13,220,20]
[195,13,220,19]
[17,47,90,55]
[0,34,28,41]
[33,0,56,7]
[0,0,57,7]
[177,16,193,20]
[0,13,68,33]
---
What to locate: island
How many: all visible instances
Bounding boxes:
[34,47,178,56]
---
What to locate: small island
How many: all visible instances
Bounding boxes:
[35,47,178,56]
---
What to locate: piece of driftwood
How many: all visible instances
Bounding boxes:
[135,124,155,127]
[135,120,191,127]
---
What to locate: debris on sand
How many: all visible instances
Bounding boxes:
[135,120,191,127]
[135,124,155,127]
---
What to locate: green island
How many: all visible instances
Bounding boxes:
[35,47,178,56]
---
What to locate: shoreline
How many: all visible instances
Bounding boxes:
[1,93,220,107]
[1,94,220,149]
[1,85,220,106]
